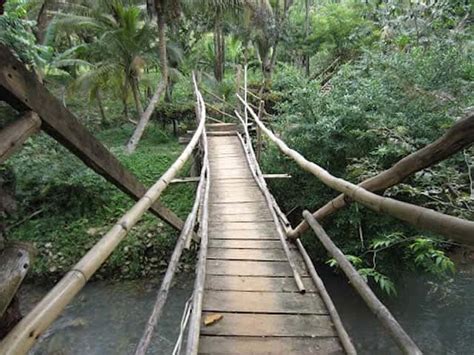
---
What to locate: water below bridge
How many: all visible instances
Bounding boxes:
[22,267,474,354]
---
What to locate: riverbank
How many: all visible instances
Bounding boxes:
[3,123,196,282]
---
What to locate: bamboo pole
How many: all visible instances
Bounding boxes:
[289,111,474,238]
[0,112,41,164]
[235,108,305,293]
[238,95,474,245]
[303,211,422,355]
[186,83,210,355]
[0,77,207,355]
[256,100,264,163]
[134,83,209,355]
[295,239,357,355]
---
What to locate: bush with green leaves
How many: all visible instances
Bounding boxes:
[263,39,473,294]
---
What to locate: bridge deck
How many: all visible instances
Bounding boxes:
[199,133,345,354]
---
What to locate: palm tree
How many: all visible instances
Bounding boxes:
[49,0,158,124]
[125,0,181,153]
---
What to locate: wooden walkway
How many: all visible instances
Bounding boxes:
[199,131,345,354]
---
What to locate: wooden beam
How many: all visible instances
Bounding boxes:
[0,44,184,231]
[0,112,41,164]
[0,243,34,318]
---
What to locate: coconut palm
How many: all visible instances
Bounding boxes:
[49,0,158,124]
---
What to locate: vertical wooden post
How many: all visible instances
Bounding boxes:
[256,100,264,163]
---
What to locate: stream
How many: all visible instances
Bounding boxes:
[19,266,474,354]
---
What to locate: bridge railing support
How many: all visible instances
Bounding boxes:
[303,211,422,355]
[0,74,208,355]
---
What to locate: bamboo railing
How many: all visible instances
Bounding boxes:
[0,76,208,355]
[238,95,474,245]
[186,79,211,355]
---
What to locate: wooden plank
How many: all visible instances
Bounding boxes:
[202,290,326,314]
[207,248,287,261]
[199,336,344,354]
[209,230,278,240]
[0,45,185,231]
[209,213,272,222]
[201,313,336,337]
[209,202,269,214]
[206,260,308,277]
[0,112,41,164]
[209,221,276,231]
[205,275,317,293]
[208,239,283,249]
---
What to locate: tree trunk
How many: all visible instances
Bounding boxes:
[214,16,225,82]
[35,0,51,44]
[96,90,108,126]
[304,0,310,77]
[131,77,144,117]
[126,9,168,153]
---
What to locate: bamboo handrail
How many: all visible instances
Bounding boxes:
[303,211,422,355]
[134,78,209,355]
[289,111,474,238]
[238,95,474,245]
[236,128,305,293]
[0,77,208,355]
[0,112,41,164]
[185,79,211,355]
[295,239,357,355]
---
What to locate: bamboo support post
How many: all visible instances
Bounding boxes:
[0,76,207,355]
[238,95,474,245]
[186,83,210,355]
[235,105,304,293]
[303,211,422,355]
[295,239,357,355]
[256,100,264,163]
[0,112,41,164]
[289,111,474,238]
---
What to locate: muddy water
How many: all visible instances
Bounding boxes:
[22,274,194,355]
[19,265,474,354]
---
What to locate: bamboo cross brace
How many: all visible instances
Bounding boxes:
[0,77,207,355]
[238,95,474,245]
[303,211,422,355]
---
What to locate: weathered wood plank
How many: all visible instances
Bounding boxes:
[207,248,287,261]
[0,112,41,164]
[201,313,336,337]
[199,336,344,354]
[208,239,283,249]
[209,221,277,231]
[206,260,308,277]
[209,212,272,223]
[209,202,269,215]
[209,230,278,240]
[205,275,317,293]
[0,45,184,231]
[202,290,327,314]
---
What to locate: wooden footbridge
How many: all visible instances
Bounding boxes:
[1,45,474,354]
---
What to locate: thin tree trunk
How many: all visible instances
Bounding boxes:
[304,0,310,77]
[131,77,144,117]
[214,16,225,82]
[96,90,107,126]
[126,10,168,153]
